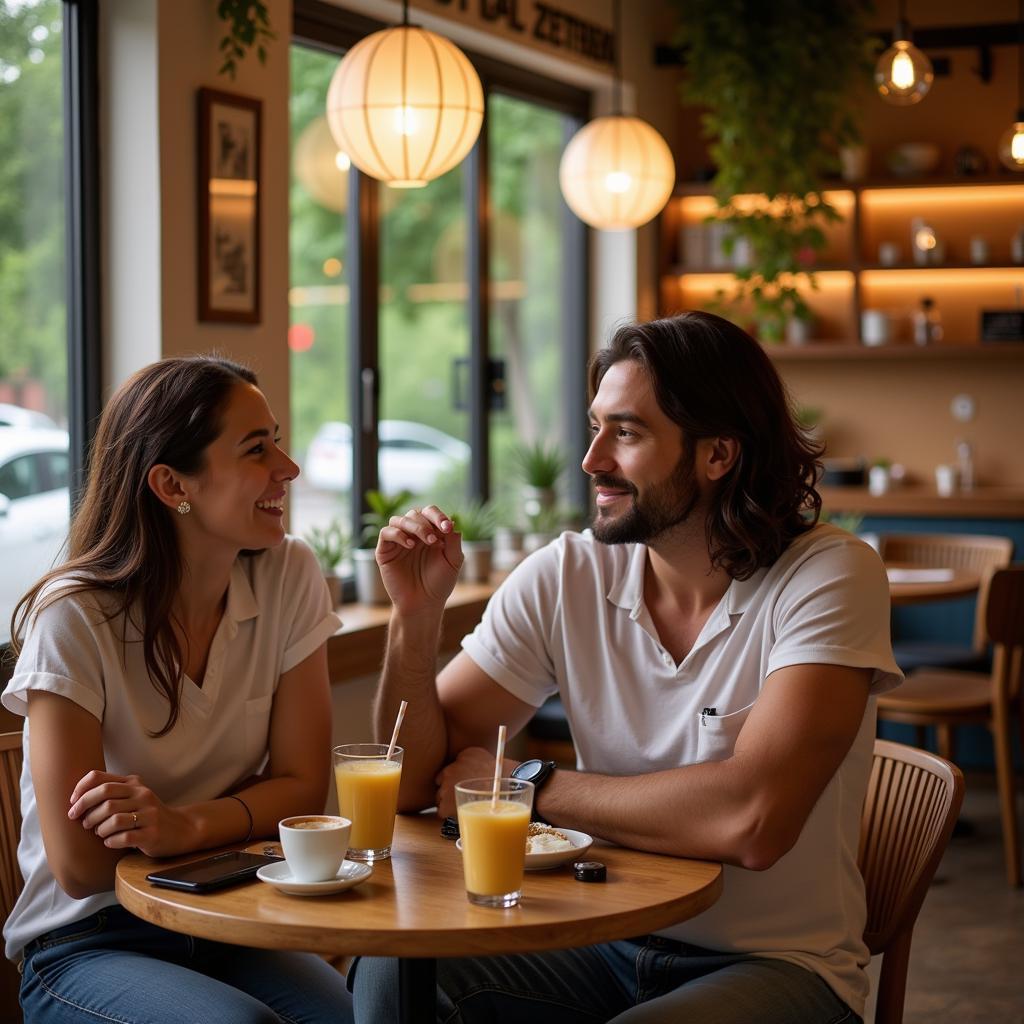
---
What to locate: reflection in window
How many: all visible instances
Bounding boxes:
[379,170,470,508]
[488,93,574,526]
[289,43,351,552]
[0,0,69,641]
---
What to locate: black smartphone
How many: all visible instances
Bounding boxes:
[146,851,281,893]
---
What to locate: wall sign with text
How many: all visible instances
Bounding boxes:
[429,0,614,66]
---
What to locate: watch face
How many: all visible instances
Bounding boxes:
[513,759,543,781]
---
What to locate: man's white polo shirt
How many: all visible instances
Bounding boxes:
[462,524,902,1016]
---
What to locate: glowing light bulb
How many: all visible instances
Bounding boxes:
[392,105,420,137]
[334,151,351,172]
[890,49,915,90]
[605,171,631,193]
[875,38,933,106]
[998,118,1024,172]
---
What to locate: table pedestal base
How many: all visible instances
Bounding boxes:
[399,956,437,1024]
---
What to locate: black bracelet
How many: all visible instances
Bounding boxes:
[227,794,254,843]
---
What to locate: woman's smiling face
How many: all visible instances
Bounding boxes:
[183,382,299,553]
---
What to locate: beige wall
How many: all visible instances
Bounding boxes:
[103,0,293,440]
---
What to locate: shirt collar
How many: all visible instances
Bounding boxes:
[606,544,766,618]
[225,557,260,624]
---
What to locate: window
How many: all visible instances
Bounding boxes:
[289,41,351,545]
[290,5,588,571]
[0,0,99,643]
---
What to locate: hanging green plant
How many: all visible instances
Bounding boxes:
[217,0,276,80]
[673,0,874,341]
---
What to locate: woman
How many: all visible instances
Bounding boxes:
[3,356,353,1023]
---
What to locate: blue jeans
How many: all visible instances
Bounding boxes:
[351,935,862,1024]
[20,905,353,1023]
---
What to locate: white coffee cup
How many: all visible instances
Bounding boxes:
[279,815,351,882]
[935,464,957,497]
[861,309,890,347]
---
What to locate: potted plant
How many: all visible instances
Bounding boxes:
[673,1,873,342]
[304,519,349,608]
[452,499,498,583]
[512,442,565,523]
[354,489,415,605]
[523,504,564,556]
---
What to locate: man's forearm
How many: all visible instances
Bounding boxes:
[374,609,451,811]
[533,759,788,871]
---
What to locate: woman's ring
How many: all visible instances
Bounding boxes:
[132,812,138,828]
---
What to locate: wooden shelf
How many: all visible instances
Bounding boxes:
[767,342,1024,361]
[859,263,1024,273]
[671,176,1024,199]
[820,485,1024,519]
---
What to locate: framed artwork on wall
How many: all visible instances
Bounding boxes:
[197,87,261,323]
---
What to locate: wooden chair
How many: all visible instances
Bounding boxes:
[0,729,24,1021]
[879,533,1013,673]
[860,739,964,1024]
[878,566,1024,887]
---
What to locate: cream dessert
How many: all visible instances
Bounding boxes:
[525,822,574,854]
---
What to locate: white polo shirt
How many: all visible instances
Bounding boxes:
[462,524,902,1016]
[2,536,341,961]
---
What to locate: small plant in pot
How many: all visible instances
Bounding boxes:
[355,489,415,605]
[523,503,564,556]
[513,441,565,522]
[304,519,348,609]
[452,500,497,584]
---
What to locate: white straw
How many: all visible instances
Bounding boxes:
[386,700,408,762]
[491,724,507,808]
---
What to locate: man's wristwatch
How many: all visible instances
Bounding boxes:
[511,758,557,797]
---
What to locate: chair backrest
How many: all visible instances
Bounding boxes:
[878,533,1014,652]
[0,730,24,924]
[859,739,964,1024]
[985,566,1024,707]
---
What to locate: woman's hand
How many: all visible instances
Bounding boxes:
[68,770,198,858]
[376,504,463,616]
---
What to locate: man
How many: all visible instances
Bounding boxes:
[353,312,901,1024]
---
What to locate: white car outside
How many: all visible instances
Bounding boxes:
[0,403,58,430]
[0,428,71,643]
[304,420,470,496]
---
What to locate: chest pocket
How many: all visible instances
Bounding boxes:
[243,694,274,771]
[695,701,755,764]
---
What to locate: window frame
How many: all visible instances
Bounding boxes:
[292,0,591,541]
[0,0,101,661]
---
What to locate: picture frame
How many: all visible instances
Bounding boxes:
[197,88,261,323]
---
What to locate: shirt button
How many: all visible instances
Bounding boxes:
[663,653,673,666]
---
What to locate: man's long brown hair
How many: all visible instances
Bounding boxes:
[588,311,823,579]
[10,355,258,735]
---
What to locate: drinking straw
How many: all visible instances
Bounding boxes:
[491,724,507,809]
[386,700,408,762]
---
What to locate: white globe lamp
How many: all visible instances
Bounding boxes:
[559,115,675,230]
[325,7,483,189]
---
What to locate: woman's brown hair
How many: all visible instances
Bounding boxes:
[10,355,258,735]
[589,311,823,579]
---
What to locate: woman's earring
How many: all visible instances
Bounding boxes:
[176,500,191,515]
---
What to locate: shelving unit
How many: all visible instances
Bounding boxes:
[659,177,1024,355]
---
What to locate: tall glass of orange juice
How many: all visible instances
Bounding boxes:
[333,743,404,862]
[455,778,534,908]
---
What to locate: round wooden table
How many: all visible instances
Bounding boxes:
[117,814,722,1023]
[886,564,981,606]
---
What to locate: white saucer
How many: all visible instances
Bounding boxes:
[456,828,593,871]
[256,859,372,895]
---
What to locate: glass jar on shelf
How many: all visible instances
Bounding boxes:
[912,296,942,346]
